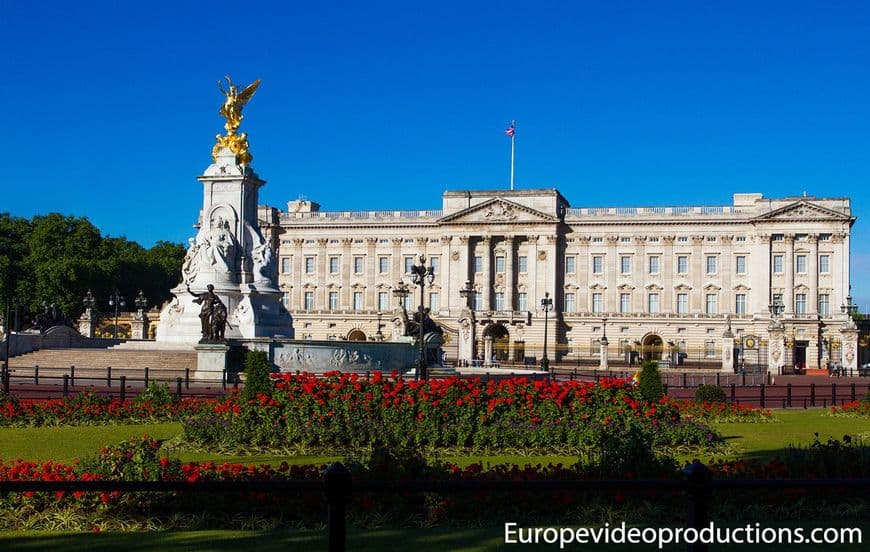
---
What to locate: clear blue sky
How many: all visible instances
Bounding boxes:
[3,0,869,308]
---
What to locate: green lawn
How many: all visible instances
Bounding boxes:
[2,409,869,466]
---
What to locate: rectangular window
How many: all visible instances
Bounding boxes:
[430,256,439,274]
[379,256,389,274]
[353,292,363,311]
[772,234,784,241]
[329,257,340,274]
[282,292,290,308]
[353,257,364,274]
[518,256,528,273]
[403,295,412,311]
[473,255,483,273]
[565,256,576,274]
[819,255,830,274]
[648,256,660,275]
[473,291,482,310]
[592,293,603,313]
[648,293,660,314]
[619,293,630,313]
[493,292,504,311]
[517,292,528,311]
[305,257,315,274]
[705,294,718,314]
[796,254,807,274]
[429,292,440,312]
[677,256,688,275]
[378,292,389,311]
[706,256,717,274]
[328,291,339,310]
[819,234,831,242]
[495,256,506,273]
[592,256,603,274]
[773,255,784,273]
[735,255,746,274]
[564,293,575,313]
[819,293,830,315]
[735,294,747,315]
[620,256,631,274]
[281,257,291,274]
[303,291,314,311]
[676,293,688,314]
[705,341,716,358]
[404,256,414,274]
[795,293,807,314]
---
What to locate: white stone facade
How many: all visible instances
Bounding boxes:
[261,189,855,371]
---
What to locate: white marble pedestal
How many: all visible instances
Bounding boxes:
[194,343,229,382]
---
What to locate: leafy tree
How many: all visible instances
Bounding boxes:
[637,360,665,402]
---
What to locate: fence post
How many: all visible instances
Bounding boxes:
[760,384,765,409]
[34,365,39,385]
[741,372,746,387]
[832,383,837,406]
[175,377,182,400]
[683,460,713,552]
[222,368,227,391]
[851,383,856,402]
[144,366,149,387]
[120,375,126,402]
[2,367,8,395]
[716,372,720,387]
[62,374,69,398]
[70,365,75,387]
[730,383,736,403]
[810,383,815,407]
[682,372,687,389]
[663,383,669,395]
[767,372,771,385]
[787,383,792,408]
[107,366,112,388]
[185,368,190,390]
[595,372,599,383]
[324,462,352,552]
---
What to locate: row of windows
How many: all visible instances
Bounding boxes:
[563,292,833,315]
[571,254,832,276]
[294,291,443,312]
[281,256,442,276]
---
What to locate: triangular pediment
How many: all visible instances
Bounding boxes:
[753,201,850,223]
[439,197,558,224]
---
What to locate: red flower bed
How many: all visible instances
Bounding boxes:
[828,400,870,417]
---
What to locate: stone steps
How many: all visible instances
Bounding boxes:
[8,348,198,383]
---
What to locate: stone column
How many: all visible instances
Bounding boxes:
[480,237,492,311]
[599,337,609,370]
[484,335,494,367]
[605,236,619,312]
[662,236,675,313]
[503,235,515,311]
[633,236,646,307]
[721,323,735,372]
[542,235,558,310]
[440,235,452,313]
[527,235,539,308]
[720,235,733,315]
[292,238,305,308]
[316,238,329,308]
[785,234,795,313]
[767,323,785,375]
[131,311,149,340]
[365,237,378,309]
[840,326,859,375]
[457,308,475,364]
[808,234,819,314]
[78,308,96,338]
[691,236,704,312]
[340,238,353,309]
[577,236,591,312]
[754,234,771,314]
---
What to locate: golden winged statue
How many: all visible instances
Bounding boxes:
[213,75,261,165]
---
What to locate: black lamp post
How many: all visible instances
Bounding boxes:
[540,291,553,372]
[134,290,148,315]
[82,290,96,312]
[108,289,126,339]
[375,311,384,341]
[408,254,436,380]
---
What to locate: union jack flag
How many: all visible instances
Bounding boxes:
[504,121,515,137]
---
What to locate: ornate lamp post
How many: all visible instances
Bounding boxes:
[408,254,435,380]
[83,290,96,312]
[458,280,477,364]
[375,311,384,341]
[134,290,148,315]
[108,289,126,339]
[540,292,553,372]
[599,317,609,370]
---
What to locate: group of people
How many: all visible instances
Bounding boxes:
[187,285,230,342]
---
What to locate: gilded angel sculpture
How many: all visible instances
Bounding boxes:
[213,75,261,165]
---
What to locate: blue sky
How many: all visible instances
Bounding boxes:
[3,0,869,308]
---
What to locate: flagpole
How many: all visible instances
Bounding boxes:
[510,120,515,190]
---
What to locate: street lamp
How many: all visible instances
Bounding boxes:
[375,311,384,341]
[82,290,96,312]
[107,289,126,339]
[459,279,475,310]
[134,290,148,315]
[408,254,436,380]
[540,292,553,372]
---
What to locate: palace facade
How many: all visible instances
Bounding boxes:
[259,189,857,372]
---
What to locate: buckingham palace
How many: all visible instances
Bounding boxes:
[258,188,858,374]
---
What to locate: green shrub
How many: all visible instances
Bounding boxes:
[694,384,727,403]
[637,360,664,402]
[134,382,174,405]
[241,350,274,401]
